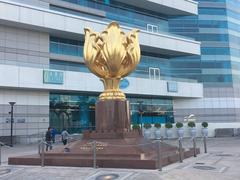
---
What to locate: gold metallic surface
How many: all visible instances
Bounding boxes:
[83,22,141,100]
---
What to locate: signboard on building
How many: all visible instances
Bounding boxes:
[43,70,64,84]
[167,81,178,92]
[5,118,25,123]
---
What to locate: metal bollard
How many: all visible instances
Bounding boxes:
[178,138,183,163]
[157,140,162,171]
[161,136,164,142]
[93,141,97,168]
[193,137,197,157]
[41,142,45,167]
[203,136,207,153]
[0,144,1,165]
[38,142,41,155]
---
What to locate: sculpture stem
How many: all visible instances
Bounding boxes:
[99,78,126,101]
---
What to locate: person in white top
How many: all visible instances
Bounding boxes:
[61,128,69,145]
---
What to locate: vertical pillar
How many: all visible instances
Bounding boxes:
[204,136,207,153]
[179,138,183,163]
[9,102,16,147]
[93,140,97,168]
[41,142,45,167]
[0,144,1,165]
[193,137,197,157]
[157,140,162,171]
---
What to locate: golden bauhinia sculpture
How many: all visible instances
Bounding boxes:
[84,22,141,100]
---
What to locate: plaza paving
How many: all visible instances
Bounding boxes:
[0,137,240,180]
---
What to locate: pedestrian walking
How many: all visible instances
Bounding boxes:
[45,127,52,151]
[51,127,57,143]
[61,128,70,145]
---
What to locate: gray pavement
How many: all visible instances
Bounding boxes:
[0,137,240,180]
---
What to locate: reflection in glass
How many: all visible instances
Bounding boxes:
[50,93,174,133]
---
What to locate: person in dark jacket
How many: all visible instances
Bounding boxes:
[45,127,52,151]
[51,127,57,143]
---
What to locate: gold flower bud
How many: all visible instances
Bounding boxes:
[83,22,141,100]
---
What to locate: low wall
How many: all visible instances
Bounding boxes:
[143,122,240,139]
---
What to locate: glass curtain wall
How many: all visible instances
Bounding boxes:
[56,0,169,33]
[50,37,198,83]
[50,94,97,133]
[50,93,174,133]
[50,37,83,57]
[169,0,237,87]
[226,0,240,85]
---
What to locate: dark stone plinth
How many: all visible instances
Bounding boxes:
[95,100,131,132]
[83,100,141,140]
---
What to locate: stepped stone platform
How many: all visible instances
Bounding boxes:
[8,131,200,169]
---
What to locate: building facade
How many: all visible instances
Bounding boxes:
[0,0,204,143]
[169,0,240,136]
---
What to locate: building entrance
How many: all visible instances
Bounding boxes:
[50,94,96,133]
[50,93,174,133]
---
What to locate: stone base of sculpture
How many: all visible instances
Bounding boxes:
[8,136,199,169]
[95,100,131,133]
[8,100,200,169]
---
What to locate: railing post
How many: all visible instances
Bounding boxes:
[0,144,2,165]
[93,140,97,168]
[38,142,41,155]
[157,140,162,171]
[41,142,45,167]
[178,138,183,163]
[203,136,207,153]
[193,137,197,157]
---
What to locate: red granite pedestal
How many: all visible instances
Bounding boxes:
[8,100,200,169]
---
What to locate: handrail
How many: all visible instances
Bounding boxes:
[38,135,80,152]
[38,136,80,167]
[0,141,11,148]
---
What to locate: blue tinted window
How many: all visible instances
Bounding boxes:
[57,0,169,34]
[168,0,236,85]
[202,75,232,82]
[199,8,226,15]
[50,37,83,57]
[201,47,230,55]
[50,60,90,73]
